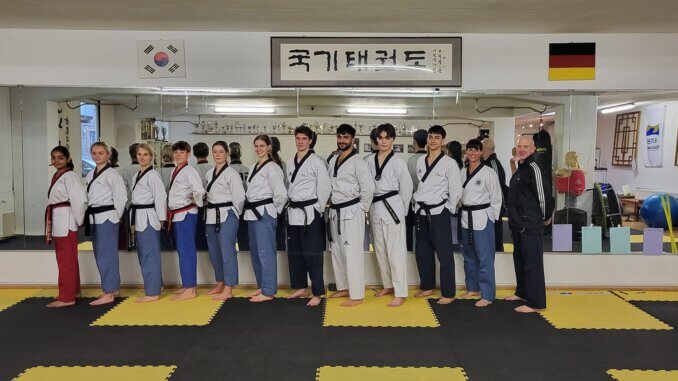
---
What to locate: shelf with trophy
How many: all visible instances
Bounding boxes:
[136,118,170,167]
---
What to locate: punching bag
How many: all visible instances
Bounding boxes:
[532,130,553,183]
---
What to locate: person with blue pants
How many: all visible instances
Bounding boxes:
[459,139,503,307]
[243,135,288,303]
[130,143,167,303]
[204,141,246,301]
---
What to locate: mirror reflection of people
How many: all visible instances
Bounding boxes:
[505,135,554,313]
[204,141,245,301]
[459,139,503,307]
[130,143,167,303]
[481,138,509,253]
[45,146,87,308]
[85,142,127,306]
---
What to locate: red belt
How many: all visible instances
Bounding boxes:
[44,201,71,244]
[166,203,197,234]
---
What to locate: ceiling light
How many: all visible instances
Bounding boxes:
[542,112,555,116]
[529,124,533,128]
[348,89,438,95]
[346,107,408,115]
[161,88,256,94]
[214,106,276,114]
[600,103,635,114]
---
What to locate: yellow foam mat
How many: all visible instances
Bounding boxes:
[503,243,514,252]
[316,366,468,381]
[14,365,176,381]
[0,289,41,312]
[607,369,678,381]
[91,291,223,326]
[539,291,672,330]
[323,289,439,327]
[630,235,672,243]
[613,291,678,302]
[77,241,93,251]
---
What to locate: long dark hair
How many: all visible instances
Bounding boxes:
[447,141,463,169]
[254,134,282,166]
[270,136,284,168]
[51,145,74,170]
[229,142,242,164]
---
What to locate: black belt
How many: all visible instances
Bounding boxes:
[287,198,318,229]
[206,201,234,231]
[372,190,401,224]
[461,203,491,245]
[329,197,361,236]
[84,204,116,236]
[244,198,274,221]
[128,203,155,248]
[416,199,447,226]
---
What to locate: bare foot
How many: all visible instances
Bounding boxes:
[206,282,225,295]
[171,288,197,301]
[460,291,480,298]
[340,299,363,307]
[287,288,309,299]
[47,300,75,308]
[249,294,274,303]
[375,288,394,297]
[437,297,456,305]
[307,296,322,307]
[172,288,186,295]
[212,287,233,301]
[90,293,115,306]
[329,290,349,298]
[387,297,406,307]
[515,305,540,313]
[414,290,434,298]
[135,295,160,303]
[247,289,262,298]
[504,295,526,301]
[475,299,493,307]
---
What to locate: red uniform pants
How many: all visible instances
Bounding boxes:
[54,230,81,302]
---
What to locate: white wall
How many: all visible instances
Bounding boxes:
[3,30,678,90]
[597,103,678,197]
[0,88,12,193]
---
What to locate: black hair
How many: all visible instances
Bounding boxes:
[110,147,119,167]
[212,140,229,153]
[128,143,139,161]
[413,129,427,149]
[428,125,447,139]
[51,145,74,170]
[376,123,396,140]
[310,131,318,149]
[229,142,242,162]
[369,128,378,145]
[336,123,356,137]
[447,141,463,169]
[192,142,209,159]
[294,125,314,140]
[466,138,483,151]
[172,141,192,152]
[254,134,282,167]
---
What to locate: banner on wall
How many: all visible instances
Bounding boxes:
[644,105,665,167]
[57,103,69,149]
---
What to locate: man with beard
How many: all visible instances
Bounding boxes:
[327,124,375,307]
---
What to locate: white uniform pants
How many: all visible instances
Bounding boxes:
[330,210,366,300]
[370,215,408,297]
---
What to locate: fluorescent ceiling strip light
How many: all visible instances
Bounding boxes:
[161,88,256,94]
[597,102,630,110]
[348,89,439,94]
[600,103,635,114]
[542,112,556,116]
[214,106,276,114]
[346,107,408,115]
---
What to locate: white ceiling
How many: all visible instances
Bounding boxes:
[3,0,678,33]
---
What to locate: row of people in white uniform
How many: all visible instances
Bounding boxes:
[45,123,502,308]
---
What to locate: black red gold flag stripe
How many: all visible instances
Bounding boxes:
[549,42,596,81]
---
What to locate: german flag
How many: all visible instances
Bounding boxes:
[548,42,596,81]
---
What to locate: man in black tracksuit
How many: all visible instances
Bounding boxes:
[506,135,554,313]
[482,138,508,252]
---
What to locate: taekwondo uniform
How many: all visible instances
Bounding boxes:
[130,167,167,297]
[328,150,375,300]
[460,164,503,301]
[85,164,127,294]
[46,168,87,303]
[286,151,331,297]
[244,159,288,297]
[484,153,508,252]
[230,160,251,251]
[205,164,245,288]
[412,152,462,298]
[507,154,554,309]
[406,150,427,251]
[167,163,205,289]
[193,160,213,251]
[368,151,413,298]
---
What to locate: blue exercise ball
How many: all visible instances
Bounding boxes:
[639,194,678,229]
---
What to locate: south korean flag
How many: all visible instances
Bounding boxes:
[137,39,186,79]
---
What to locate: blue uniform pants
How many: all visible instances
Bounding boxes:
[136,226,162,296]
[206,211,240,286]
[174,213,198,288]
[248,211,278,296]
[461,221,496,301]
[92,220,121,293]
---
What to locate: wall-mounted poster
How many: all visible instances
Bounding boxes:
[393,144,404,153]
[643,105,666,167]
